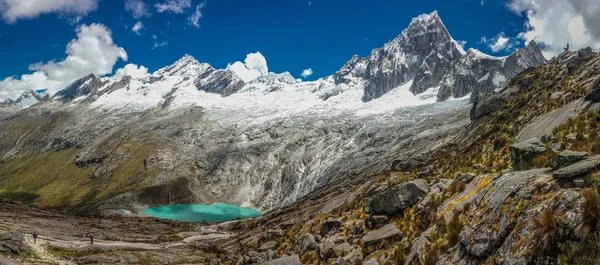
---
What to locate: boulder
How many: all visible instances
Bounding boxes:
[319,236,352,260]
[365,215,388,230]
[551,143,565,153]
[342,246,363,264]
[237,251,266,264]
[291,233,318,252]
[0,231,28,254]
[365,179,428,215]
[259,241,277,251]
[509,138,548,170]
[320,217,343,237]
[585,86,600,103]
[265,229,284,238]
[266,255,303,265]
[554,155,600,179]
[362,223,402,246]
[545,150,588,169]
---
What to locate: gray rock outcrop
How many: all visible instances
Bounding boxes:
[545,150,588,170]
[291,233,318,252]
[365,179,428,215]
[362,223,402,246]
[554,155,600,179]
[510,138,548,170]
[0,231,28,255]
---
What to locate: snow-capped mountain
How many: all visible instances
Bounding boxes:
[2,89,50,108]
[437,40,547,101]
[334,11,465,102]
[35,10,546,115]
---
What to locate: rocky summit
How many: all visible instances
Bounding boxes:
[1,10,600,265]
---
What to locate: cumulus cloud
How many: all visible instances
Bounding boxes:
[155,0,191,14]
[480,32,517,53]
[507,0,600,58]
[0,0,98,23]
[227,52,269,82]
[132,21,143,35]
[456,40,467,48]
[125,0,149,18]
[301,68,313,78]
[0,24,127,100]
[189,1,206,28]
[116,64,150,79]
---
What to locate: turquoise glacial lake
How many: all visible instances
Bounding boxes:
[144,203,263,222]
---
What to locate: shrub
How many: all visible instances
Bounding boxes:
[447,211,463,247]
[578,188,600,235]
[532,207,558,253]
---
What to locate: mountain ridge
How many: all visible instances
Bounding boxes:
[1,11,546,112]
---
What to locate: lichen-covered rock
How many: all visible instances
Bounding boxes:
[545,150,588,170]
[362,223,402,246]
[291,233,318,252]
[554,155,600,179]
[435,169,582,265]
[509,138,548,170]
[342,246,363,264]
[319,235,352,260]
[365,179,428,215]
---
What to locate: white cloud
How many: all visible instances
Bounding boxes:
[0,0,98,23]
[508,0,600,58]
[153,41,168,49]
[132,21,143,35]
[480,32,516,53]
[125,0,149,18]
[155,0,191,14]
[0,24,127,100]
[189,1,206,28]
[456,40,467,48]
[116,64,150,79]
[227,52,269,82]
[301,68,313,78]
[490,34,511,52]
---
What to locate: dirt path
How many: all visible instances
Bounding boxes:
[24,237,73,265]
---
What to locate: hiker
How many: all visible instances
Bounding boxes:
[89,233,94,245]
[33,231,37,244]
[564,43,569,52]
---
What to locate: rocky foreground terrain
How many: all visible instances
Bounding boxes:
[1,10,599,265]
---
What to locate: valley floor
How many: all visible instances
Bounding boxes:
[0,198,239,264]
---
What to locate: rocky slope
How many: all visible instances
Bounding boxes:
[223,48,600,265]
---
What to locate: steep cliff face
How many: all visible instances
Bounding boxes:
[437,41,548,101]
[333,11,464,102]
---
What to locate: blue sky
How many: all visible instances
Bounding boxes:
[0,0,598,100]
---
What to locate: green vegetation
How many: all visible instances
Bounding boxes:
[0,140,158,211]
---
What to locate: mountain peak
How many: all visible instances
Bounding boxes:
[414,10,439,22]
[402,10,449,40]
